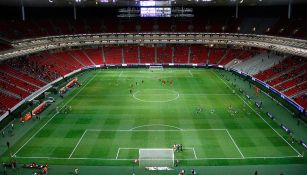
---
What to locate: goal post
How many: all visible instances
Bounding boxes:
[138,148,174,167]
[149,65,163,71]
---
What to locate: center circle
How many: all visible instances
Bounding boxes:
[133,89,180,102]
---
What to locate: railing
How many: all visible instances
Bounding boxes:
[0,33,306,61]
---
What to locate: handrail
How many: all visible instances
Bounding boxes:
[0,33,306,61]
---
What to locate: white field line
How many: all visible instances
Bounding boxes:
[225,129,244,158]
[78,93,234,97]
[192,147,198,159]
[118,70,123,78]
[129,124,183,131]
[86,129,227,132]
[188,70,194,77]
[115,148,121,160]
[13,74,97,157]
[69,130,87,158]
[213,71,302,157]
[15,155,301,161]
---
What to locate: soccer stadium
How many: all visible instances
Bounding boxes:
[0,0,306,175]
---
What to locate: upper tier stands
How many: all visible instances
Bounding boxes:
[0,17,306,41]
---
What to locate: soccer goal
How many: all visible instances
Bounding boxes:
[139,148,174,167]
[149,65,163,71]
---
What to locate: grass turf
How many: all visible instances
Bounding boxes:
[4,68,306,166]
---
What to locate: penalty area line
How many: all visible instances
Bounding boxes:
[115,148,121,160]
[192,147,198,159]
[188,70,194,77]
[69,130,87,159]
[225,129,244,158]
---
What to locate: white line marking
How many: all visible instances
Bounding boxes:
[69,130,87,158]
[213,71,302,157]
[132,89,180,103]
[115,148,121,160]
[118,70,123,78]
[78,93,234,97]
[189,70,194,77]
[225,129,244,158]
[192,147,198,159]
[15,155,302,161]
[13,74,97,157]
[129,124,183,131]
[86,129,226,132]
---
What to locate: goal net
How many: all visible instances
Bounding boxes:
[139,148,174,167]
[149,66,163,71]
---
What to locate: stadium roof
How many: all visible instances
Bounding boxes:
[1,0,306,7]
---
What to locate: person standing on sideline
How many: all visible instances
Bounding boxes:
[191,168,196,175]
[3,164,7,175]
[74,168,79,175]
[11,123,14,130]
[6,141,10,149]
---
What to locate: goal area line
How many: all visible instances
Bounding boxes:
[116,147,197,160]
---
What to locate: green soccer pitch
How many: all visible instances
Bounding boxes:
[3,68,306,167]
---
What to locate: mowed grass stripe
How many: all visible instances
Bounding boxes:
[70,130,243,159]
[14,69,301,164]
[15,73,97,157]
[212,70,301,157]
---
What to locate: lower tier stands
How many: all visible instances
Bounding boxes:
[230,52,283,75]
[254,56,302,81]
[0,46,306,115]
[174,46,189,63]
[123,46,138,64]
[140,47,155,64]
[294,94,307,109]
[157,47,172,64]
[0,92,19,115]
